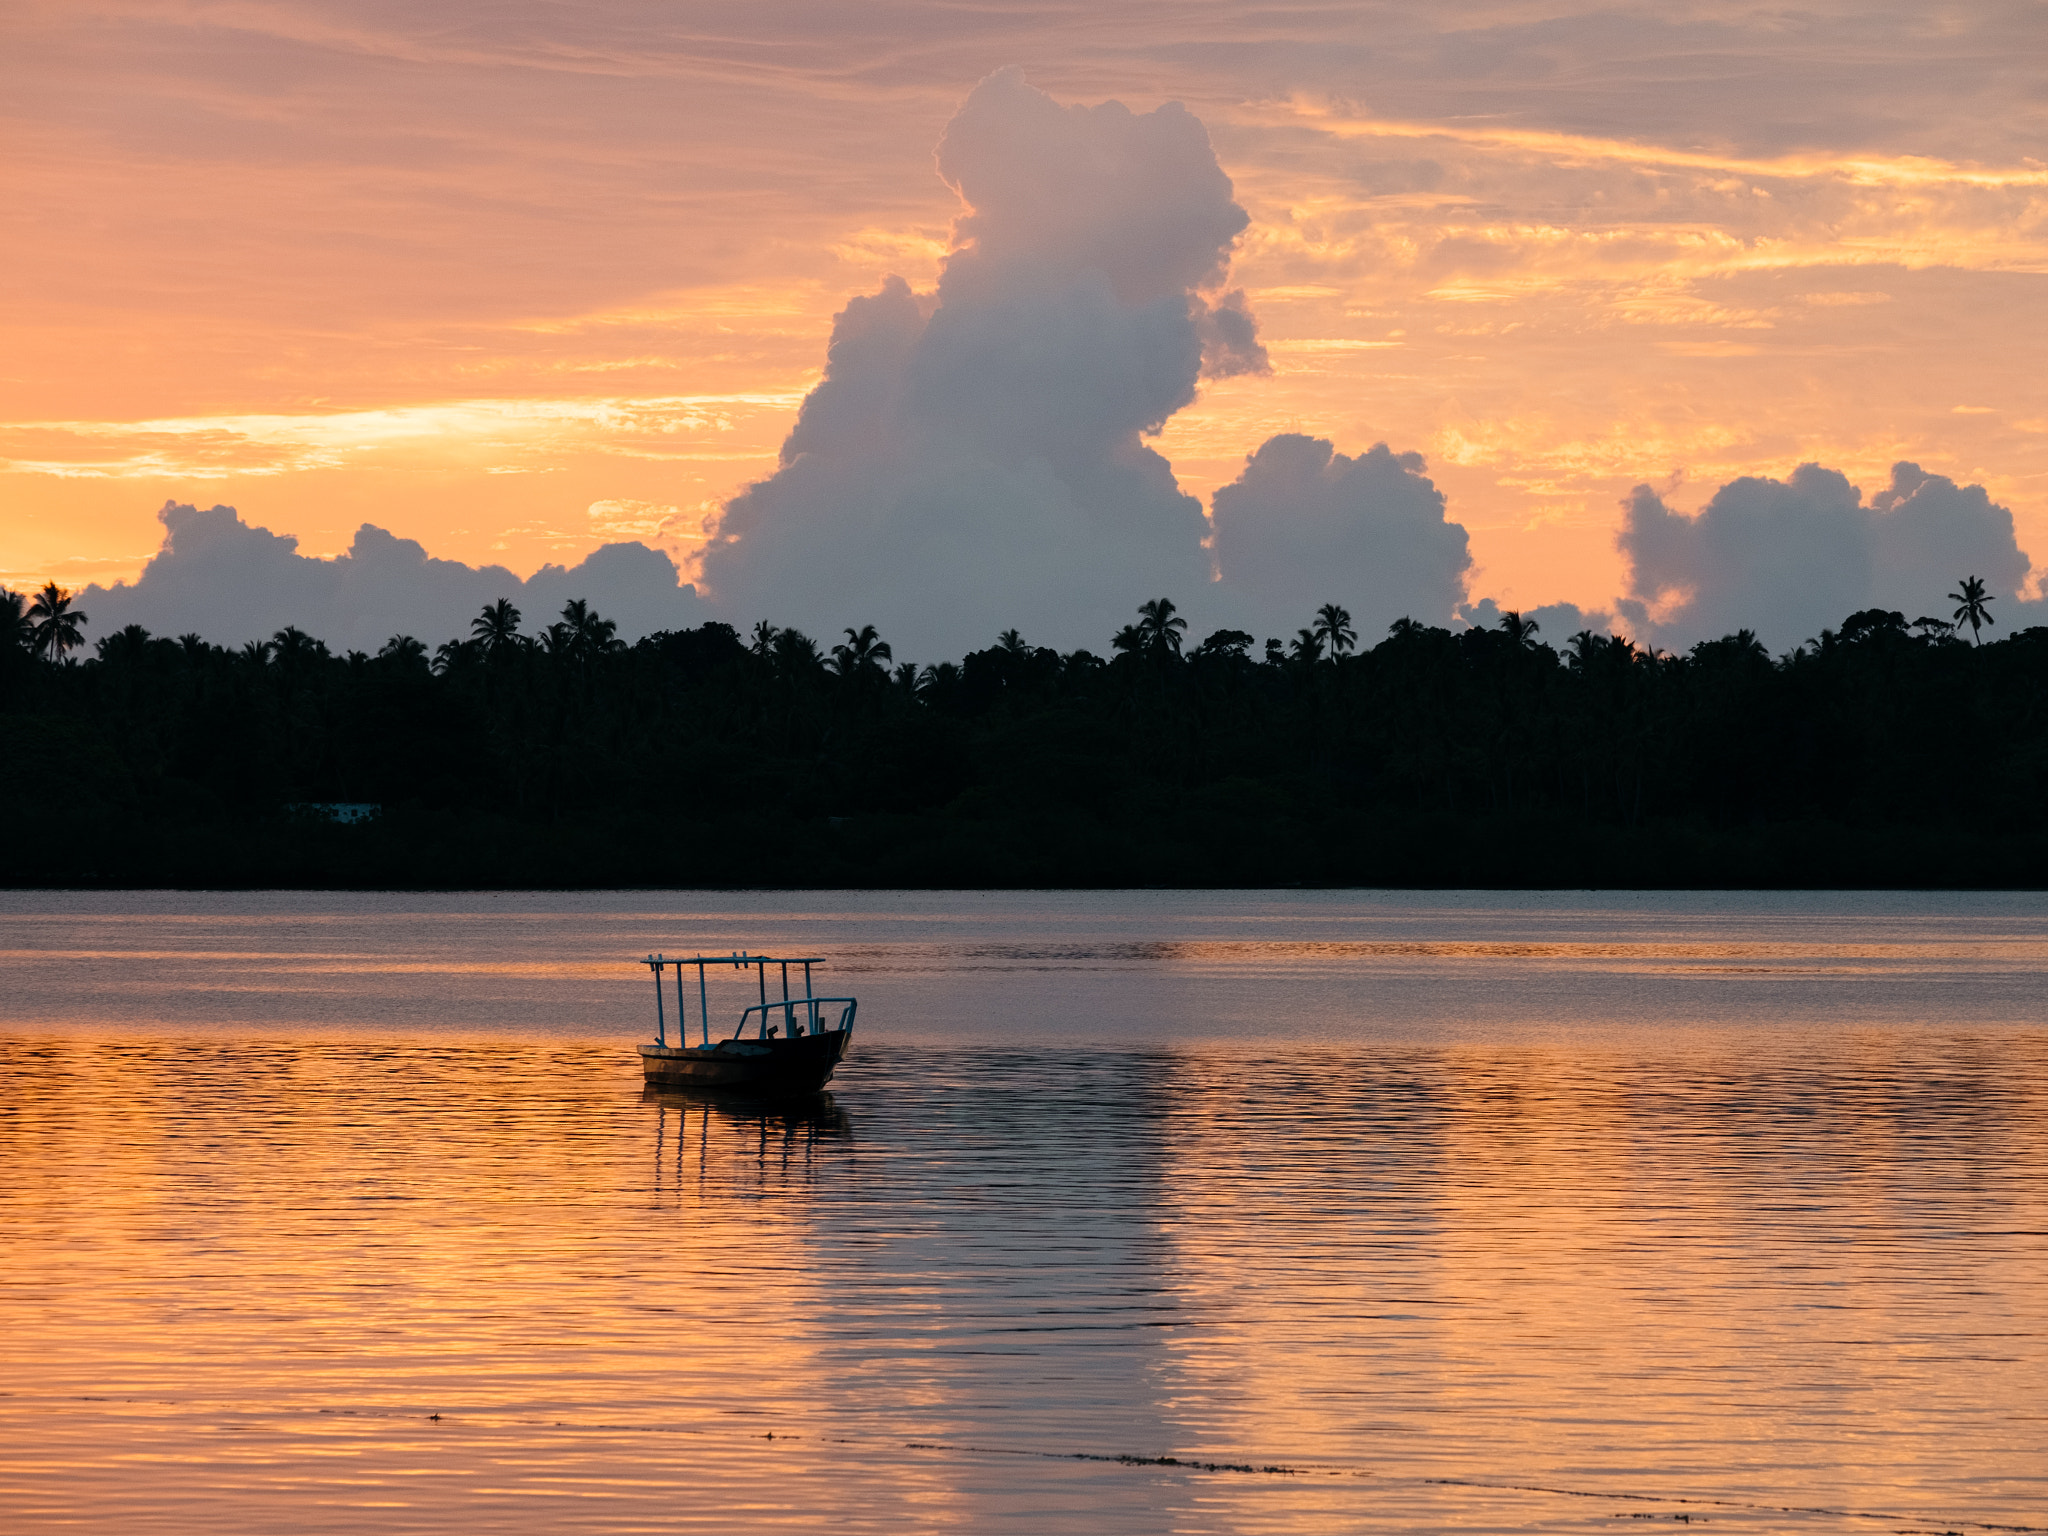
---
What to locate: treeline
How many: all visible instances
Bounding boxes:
[3,581,2045,887]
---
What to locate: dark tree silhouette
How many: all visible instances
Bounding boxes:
[828,624,893,679]
[471,598,523,656]
[1950,576,1995,645]
[1,587,29,652]
[1194,628,1256,661]
[1135,598,1187,657]
[7,585,2048,890]
[26,582,88,663]
[272,626,327,667]
[96,623,153,665]
[1313,603,1357,663]
[1498,610,1541,648]
[562,599,620,658]
[770,626,823,679]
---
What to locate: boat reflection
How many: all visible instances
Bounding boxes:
[645,1083,852,1201]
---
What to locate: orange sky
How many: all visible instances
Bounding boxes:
[4,1,2045,616]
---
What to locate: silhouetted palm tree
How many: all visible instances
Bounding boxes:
[1949,575,1995,645]
[997,628,1029,655]
[26,582,87,663]
[271,626,327,668]
[96,623,153,665]
[771,626,823,679]
[1289,627,1321,664]
[750,620,782,659]
[917,661,962,702]
[1498,610,1541,648]
[1313,603,1356,662]
[239,639,273,668]
[471,598,523,656]
[892,661,921,695]
[557,599,620,660]
[1135,598,1187,657]
[1386,617,1424,641]
[829,624,893,678]
[1111,624,1146,657]
[378,635,428,669]
[0,587,29,652]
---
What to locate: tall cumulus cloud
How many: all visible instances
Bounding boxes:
[1209,434,1475,640]
[1618,461,2033,650]
[79,501,701,653]
[698,68,1267,658]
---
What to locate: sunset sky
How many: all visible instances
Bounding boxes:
[4,1,2045,654]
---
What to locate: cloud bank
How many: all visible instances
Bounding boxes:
[1618,461,2034,650]
[44,70,2040,665]
[1210,434,1474,639]
[699,67,1265,657]
[79,501,701,653]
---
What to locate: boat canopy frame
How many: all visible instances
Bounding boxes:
[644,951,855,1048]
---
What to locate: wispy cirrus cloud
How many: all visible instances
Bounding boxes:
[0,394,807,480]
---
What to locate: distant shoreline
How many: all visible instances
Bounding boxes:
[9,606,2046,893]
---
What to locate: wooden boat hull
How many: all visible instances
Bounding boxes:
[639,1028,851,1092]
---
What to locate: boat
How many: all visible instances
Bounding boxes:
[637,950,856,1093]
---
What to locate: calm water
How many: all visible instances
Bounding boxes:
[2,889,2045,1533]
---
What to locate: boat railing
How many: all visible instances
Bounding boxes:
[732,997,856,1042]
[645,950,849,1049]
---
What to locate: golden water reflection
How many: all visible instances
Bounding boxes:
[4,1029,2045,1533]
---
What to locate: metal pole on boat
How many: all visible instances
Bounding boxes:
[804,961,814,1032]
[675,960,686,1045]
[651,954,666,1046]
[757,958,767,1035]
[781,961,791,1033]
[698,959,710,1047]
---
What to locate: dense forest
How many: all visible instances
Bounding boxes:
[4,579,2045,887]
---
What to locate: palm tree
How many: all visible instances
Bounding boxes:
[471,598,522,656]
[1289,627,1322,664]
[750,620,782,659]
[917,661,962,702]
[378,635,428,669]
[1498,610,1541,648]
[1,587,29,652]
[829,623,893,678]
[1313,603,1356,663]
[1949,575,1996,645]
[1135,598,1187,657]
[96,623,153,665]
[26,582,88,663]
[892,660,921,696]
[271,626,327,667]
[239,639,273,668]
[771,626,823,678]
[557,599,619,660]
[997,628,1029,655]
